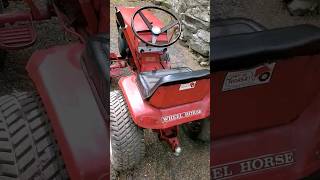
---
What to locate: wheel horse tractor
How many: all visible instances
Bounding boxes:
[110,6,210,171]
[211,18,320,179]
[0,0,110,179]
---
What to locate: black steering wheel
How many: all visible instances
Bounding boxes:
[131,6,182,47]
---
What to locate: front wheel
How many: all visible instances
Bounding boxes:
[110,90,145,171]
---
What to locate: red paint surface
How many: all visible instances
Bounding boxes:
[26,43,109,180]
[119,75,210,129]
[117,7,170,72]
[149,78,210,108]
[212,54,320,179]
[214,56,320,138]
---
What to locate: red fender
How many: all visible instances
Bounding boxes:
[26,43,109,180]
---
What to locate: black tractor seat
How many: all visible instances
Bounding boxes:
[82,34,109,111]
[84,34,109,78]
[211,24,320,72]
[137,68,210,99]
[213,18,266,38]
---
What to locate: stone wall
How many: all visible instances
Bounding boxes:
[154,0,210,66]
[286,0,320,16]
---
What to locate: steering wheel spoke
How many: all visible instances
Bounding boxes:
[152,35,159,44]
[138,11,153,30]
[161,20,179,33]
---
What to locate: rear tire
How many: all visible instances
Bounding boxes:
[110,90,145,171]
[0,92,68,179]
[182,118,210,142]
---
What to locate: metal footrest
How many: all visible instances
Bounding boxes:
[0,12,36,50]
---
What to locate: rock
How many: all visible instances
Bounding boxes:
[181,28,193,41]
[163,0,210,65]
[197,0,210,6]
[178,39,189,47]
[169,0,199,14]
[184,13,210,31]
[200,61,210,67]
[196,29,210,43]
[287,0,320,16]
[154,0,172,9]
[193,54,209,64]
[181,20,198,33]
[196,56,209,63]
[154,0,161,5]
[188,34,209,57]
[185,6,210,22]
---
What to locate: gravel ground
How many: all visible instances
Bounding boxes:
[0,2,76,96]
[110,0,210,180]
[212,0,320,28]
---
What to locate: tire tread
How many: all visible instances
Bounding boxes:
[0,92,68,180]
[110,90,145,171]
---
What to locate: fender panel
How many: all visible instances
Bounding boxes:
[211,92,320,180]
[119,74,210,129]
[26,43,109,180]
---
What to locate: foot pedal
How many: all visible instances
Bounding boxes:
[0,12,36,50]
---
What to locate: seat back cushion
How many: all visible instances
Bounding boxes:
[82,34,109,112]
[211,24,320,72]
[137,68,210,108]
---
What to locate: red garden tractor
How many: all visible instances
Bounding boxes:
[110,6,210,172]
[211,18,320,179]
[0,0,109,179]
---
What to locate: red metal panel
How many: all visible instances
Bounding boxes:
[213,55,320,138]
[149,79,210,108]
[211,54,320,179]
[0,12,31,24]
[212,92,320,179]
[139,52,170,71]
[97,0,109,33]
[78,0,98,34]
[117,6,170,72]
[119,75,210,129]
[26,43,109,180]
